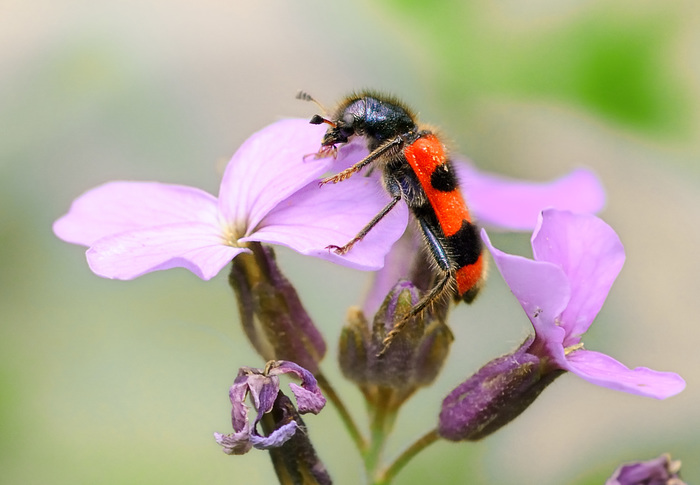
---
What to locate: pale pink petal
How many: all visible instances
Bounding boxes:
[566,349,686,399]
[327,138,371,172]
[86,223,243,280]
[532,210,625,345]
[482,229,570,367]
[246,178,409,271]
[53,181,219,246]
[455,160,605,231]
[217,119,331,235]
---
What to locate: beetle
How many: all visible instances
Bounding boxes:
[300,91,485,349]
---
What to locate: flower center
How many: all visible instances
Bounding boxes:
[220,219,249,247]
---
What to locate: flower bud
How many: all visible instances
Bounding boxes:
[229,244,326,374]
[439,337,563,441]
[339,281,453,411]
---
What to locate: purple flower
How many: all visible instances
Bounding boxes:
[53,119,408,280]
[54,117,604,281]
[214,360,325,455]
[455,158,606,231]
[482,209,685,399]
[606,454,685,485]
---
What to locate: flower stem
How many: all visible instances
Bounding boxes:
[373,428,440,485]
[315,372,366,452]
[363,389,397,480]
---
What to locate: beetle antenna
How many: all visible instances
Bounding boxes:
[296,90,330,115]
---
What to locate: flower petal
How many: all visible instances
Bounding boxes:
[217,119,332,235]
[246,177,408,271]
[482,229,570,367]
[252,376,280,420]
[268,361,326,415]
[86,222,243,280]
[288,383,326,415]
[53,181,219,246]
[230,374,252,433]
[331,138,372,172]
[565,349,686,399]
[455,160,605,231]
[214,429,254,455]
[532,210,625,345]
[250,421,299,450]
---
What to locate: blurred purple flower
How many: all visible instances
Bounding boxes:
[482,209,685,399]
[606,454,685,485]
[455,157,605,231]
[53,119,408,280]
[214,360,325,455]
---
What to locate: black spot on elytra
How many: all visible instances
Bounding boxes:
[430,163,457,192]
[447,221,482,268]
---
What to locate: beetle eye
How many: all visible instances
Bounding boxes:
[340,126,355,138]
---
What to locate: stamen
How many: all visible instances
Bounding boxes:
[564,342,584,355]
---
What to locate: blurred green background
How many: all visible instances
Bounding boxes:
[2,1,699,483]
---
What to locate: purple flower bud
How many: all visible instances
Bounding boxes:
[605,454,685,485]
[214,361,326,455]
[439,337,563,441]
[229,245,326,374]
[339,281,452,411]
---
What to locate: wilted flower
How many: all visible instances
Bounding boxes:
[605,453,685,485]
[481,209,685,399]
[214,360,325,455]
[261,392,332,485]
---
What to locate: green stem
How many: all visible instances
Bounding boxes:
[363,389,398,479]
[315,372,366,453]
[373,429,441,485]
